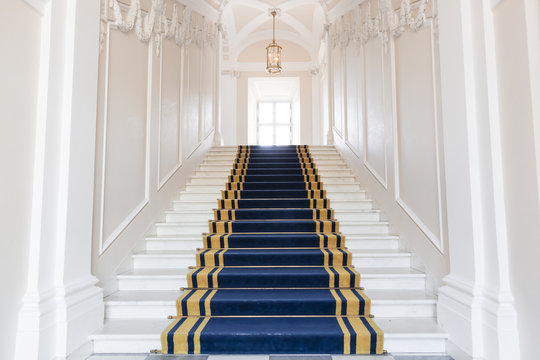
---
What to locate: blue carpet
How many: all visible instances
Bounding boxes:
[161,145,384,355]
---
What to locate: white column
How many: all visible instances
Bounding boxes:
[15,0,104,359]
[213,24,224,146]
[324,24,334,145]
[436,0,519,359]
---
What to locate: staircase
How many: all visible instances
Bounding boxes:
[91,146,447,355]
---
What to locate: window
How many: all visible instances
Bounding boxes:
[257,101,292,145]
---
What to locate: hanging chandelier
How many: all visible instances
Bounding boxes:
[266,10,282,74]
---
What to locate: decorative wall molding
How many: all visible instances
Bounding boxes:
[98,23,152,254]
[100,0,218,55]
[22,0,48,15]
[157,38,184,190]
[329,0,433,51]
[390,18,445,253]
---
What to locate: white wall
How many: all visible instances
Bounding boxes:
[326,0,449,291]
[0,2,41,359]
[93,2,220,295]
[492,0,540,358]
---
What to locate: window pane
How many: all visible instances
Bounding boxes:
[275,103,291,124]
[259,103,273,124]
[275,125,291,145]
[258,125,274,145]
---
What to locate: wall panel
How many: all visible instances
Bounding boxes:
[364,38,387,187]
[345,44,362,154]
[101,29,150,250]
[394,25,443,249]
[184,43,201,153]
[332,46,344,135]
[158,38,182,188]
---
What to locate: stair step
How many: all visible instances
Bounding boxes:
[90,317,447,353]
[116,268,426,291]
[144,234,400,251]
[132,249,410,269]
[104,288,435,319]
[154,220,389,236]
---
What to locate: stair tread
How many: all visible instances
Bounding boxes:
[134,249,410,257]
[90,317,446,339]
[105,289,436,304]
[145,234,399,240]
[118,267,424,278]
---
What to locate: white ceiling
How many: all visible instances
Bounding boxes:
[205,0,343,64]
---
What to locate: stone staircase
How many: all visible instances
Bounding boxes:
[90,146,447,355]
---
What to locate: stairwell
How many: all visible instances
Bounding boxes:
[90,146,447,355]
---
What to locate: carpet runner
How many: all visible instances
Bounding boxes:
[160,145,384,355]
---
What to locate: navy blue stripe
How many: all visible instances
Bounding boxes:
[187,317,205,353]
[328,267,339,288]
[360,316,378,354]
[167,317,187,353]
[335,289,347,315]
[180,290,193,316]
[343,267,356,288]
[199,249,209,266]
[199,290,211,316]
[343,317,357,353]
[352,288,366,315]
[191,267,204,288]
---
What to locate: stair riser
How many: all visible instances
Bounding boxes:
[202,160,347,166]
[331,201,373,210]
[199,165,350,171]
[194,170,354,176]
[104,301,435,319]
[92,336,446,354]
[132,255,409,270]
[155,223,387,235]
[145,238,400,251]
[185,184,363,192]
[156,225,206,236]
[334,212,380,221]
[173,202,215,211]
[340,224,389,234]
[117,276,425,291]
[188,176,358,185]
[164,212,379,222]
[145,239,202,251]
[165,213,214,222]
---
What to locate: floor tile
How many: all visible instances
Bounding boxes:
[270,356,332,360]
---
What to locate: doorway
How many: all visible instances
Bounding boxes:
[248,77,300,145]
[257,101,292,145]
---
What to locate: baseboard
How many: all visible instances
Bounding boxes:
[437,275,519,360]
[15,277,104,360]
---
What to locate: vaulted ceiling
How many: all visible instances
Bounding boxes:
[204,0,344,64]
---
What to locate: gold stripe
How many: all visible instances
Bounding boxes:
[161,318,181,354]
[224,234,229,248]
[186,290,207,316]
[337,317,351,354]
[204,289,218,316]
[341,289,360,315]
[321,248,329,266]
[218,249,225,266]
[347,317,371,354]
[212,267,223,287]
[324,266,335,288]
[330,249,344,266]
[335,267,351,288]
[196,267,214,288]
[330,289,341,316]
[173,317,200,354]
[193,317,211,354]
[176,290,194,315]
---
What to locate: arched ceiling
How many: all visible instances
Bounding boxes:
[204,0,344,64]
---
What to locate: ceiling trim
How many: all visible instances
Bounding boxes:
[177,0,219,21]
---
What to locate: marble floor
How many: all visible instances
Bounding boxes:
[85,354,454,360]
